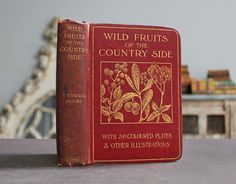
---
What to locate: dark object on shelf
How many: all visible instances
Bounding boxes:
[181,65,191,94]
[207,69,231,81]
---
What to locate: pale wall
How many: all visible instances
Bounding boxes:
[0,0,236,108]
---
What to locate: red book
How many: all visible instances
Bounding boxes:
[56,19,182,166]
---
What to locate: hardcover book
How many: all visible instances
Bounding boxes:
[56,19,182,166]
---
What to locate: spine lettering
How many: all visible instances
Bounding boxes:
[56,20,89,166]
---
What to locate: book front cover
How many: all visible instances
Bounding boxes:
[91,24,181,162]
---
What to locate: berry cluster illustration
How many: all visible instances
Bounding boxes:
[101,62,172,123]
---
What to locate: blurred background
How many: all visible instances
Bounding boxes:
[0,0,236,139]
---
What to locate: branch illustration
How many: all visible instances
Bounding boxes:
[101,63,127,123]
[146,64,172,122]
[124,64,154,122]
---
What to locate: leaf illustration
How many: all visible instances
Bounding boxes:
[151,101,158,111]
[162,113,172,123]
[113,86,122,100]
[114,112,124,122]
[142,89,153,112]
[101,106,110,116]
[159,105,171,113]
[144,103,150,119]
[131,64,140,92]
[102,97,108,103]
[121,92,138,103]
[125,74,137,92]
[112,99,123,112]
[147,111,161,121]
[141,79,153,92]
[101,84,106,96]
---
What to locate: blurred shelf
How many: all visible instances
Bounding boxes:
[182,94,236,139]
[183,94,236,100]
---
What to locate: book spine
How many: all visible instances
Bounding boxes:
[56,20,90,166]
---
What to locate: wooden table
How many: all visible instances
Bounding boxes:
[0,139,235,184]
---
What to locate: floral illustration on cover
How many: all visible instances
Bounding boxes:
[100,62,172,123]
